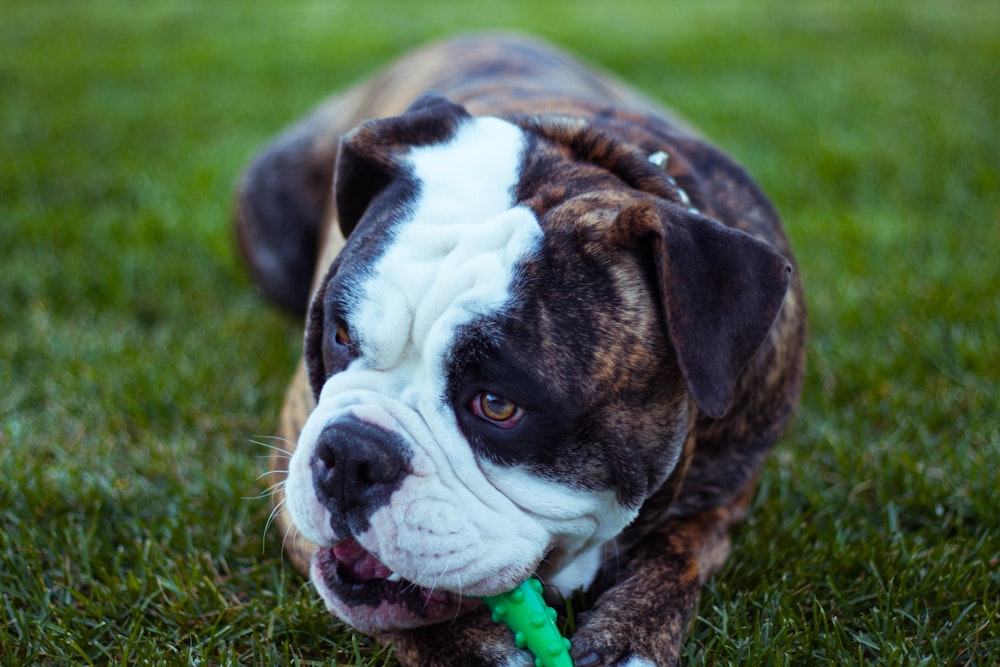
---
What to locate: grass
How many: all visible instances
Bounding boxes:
[1,0,997,664]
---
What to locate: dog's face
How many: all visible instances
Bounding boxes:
[283,96,791,633]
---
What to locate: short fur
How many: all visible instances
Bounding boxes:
[235,34,806,667]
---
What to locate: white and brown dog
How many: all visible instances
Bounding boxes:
[235,34,806,667]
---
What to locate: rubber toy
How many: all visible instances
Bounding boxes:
[481,577,574,667]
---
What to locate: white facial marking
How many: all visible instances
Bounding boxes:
[352,116,536,378]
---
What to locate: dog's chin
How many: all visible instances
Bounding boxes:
[311,538,482,632]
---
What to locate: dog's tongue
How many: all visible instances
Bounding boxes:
[333,538,393,581]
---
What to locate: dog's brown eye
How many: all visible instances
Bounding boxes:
[472,392,524,428]
[482,394,516,420]
[321,318,356,378]
[335,322,351,346]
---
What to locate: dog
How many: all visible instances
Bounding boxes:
[234,33,806,667]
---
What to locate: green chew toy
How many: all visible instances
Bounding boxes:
[480,577,574,667]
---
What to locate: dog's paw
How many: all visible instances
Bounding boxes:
[574,655,656,667]
[572,648,657,667]
[394,635,532,667]
[569,613,682,667]
[383,607,535,667]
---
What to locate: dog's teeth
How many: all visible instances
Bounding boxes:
[386,571,402,582]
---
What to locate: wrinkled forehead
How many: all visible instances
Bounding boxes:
[340,116,542,376]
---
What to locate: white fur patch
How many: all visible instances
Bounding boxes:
[350,116,536,378]
[616,659,657,667]
[477,460,639,595]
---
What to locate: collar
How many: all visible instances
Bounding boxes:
[648,150,699,214]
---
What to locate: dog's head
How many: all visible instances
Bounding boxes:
[283,95,790,633]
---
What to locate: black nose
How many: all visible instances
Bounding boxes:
[311,419,409,531]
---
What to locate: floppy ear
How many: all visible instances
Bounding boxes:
[333,94,471,238]
[620,202,792,418]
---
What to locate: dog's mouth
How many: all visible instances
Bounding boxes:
[313,538,472,628]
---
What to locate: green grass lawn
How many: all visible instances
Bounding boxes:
[2,0,997,664]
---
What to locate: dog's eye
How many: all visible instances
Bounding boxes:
[335,322,351,347]
[472,392,524,429]
[322,318,357,378]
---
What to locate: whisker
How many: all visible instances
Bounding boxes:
[263,494,287,544]
[243,474,288,499]
[411,556,438,595]
[246,480,287,500]
[451,560,465,624]
[243,489,277,502]
[282,517,303,568]
[422,552,456,616]
[253,434,295,445]
[262,497,282,542]
[254,454,291,465]
[249,437,295,456]
[262,495,295,563]
[254,468,290,483]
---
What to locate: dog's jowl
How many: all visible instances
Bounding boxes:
[236,34,806,667]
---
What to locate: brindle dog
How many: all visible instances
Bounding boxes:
[235,33,806,667]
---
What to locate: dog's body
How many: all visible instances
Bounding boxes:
[235,34,806,667]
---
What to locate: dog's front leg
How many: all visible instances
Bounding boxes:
[383,606,535,667]
[570,501,745,667]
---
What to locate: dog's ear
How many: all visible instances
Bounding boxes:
[617,201,792,418]
[334,95,471,238]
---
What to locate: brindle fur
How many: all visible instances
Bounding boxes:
[237,33,806,667]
